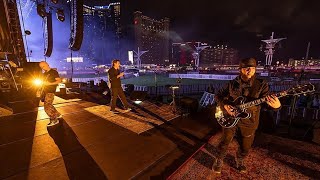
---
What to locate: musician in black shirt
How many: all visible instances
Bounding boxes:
[39,61,61,126]
[212,58,281,174]
[108,59,131,113]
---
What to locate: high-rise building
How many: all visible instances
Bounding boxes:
[171,42,196,66]
[81,2,121,64]
[134,11,169,65]
[201,45,239,67]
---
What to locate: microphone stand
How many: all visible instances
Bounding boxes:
[288,75,303,136]
[172,66,182,114]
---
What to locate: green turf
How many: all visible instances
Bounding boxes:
[121,74,227,86]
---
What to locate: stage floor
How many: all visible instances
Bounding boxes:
[1,95,319,179]
[0,96,213,179]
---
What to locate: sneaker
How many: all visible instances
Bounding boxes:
[212,158,223,174]
[236,157,247,173]
[47,119,59,127]
[110,110,119,114]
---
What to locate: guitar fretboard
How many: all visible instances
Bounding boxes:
[238,92,286,109]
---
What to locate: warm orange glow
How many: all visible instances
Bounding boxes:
[33,78,43,86]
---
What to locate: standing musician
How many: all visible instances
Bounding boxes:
[39,61,62,126]
[212,58,281,174]
[108,59,131,114]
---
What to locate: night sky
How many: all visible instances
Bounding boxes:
[18,0,320,67]
[124,0,320,60]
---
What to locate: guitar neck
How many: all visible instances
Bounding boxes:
[238,92,286,109]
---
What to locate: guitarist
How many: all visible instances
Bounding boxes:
[39,61,62,127]
[212,58,281,174]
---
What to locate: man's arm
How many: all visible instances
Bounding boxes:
[46,77,61,85]
[260,80,281,110]
[214,82,230,107]
[108,68,123,82]
[44,71,61,85]
[108,68,117,82]
[215,82,237,116]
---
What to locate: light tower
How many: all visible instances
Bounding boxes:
[133,47,148,69]
[261,32,286,66]
[192,42,211,68]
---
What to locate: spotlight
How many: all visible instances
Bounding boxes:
[130,91,147,104]
[51,0,58,4]
[37,4,47,18]
[56,9,65,22]
[133,100,142,104]
[33,78,43,86]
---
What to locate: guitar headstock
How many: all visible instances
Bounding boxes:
[285,83,315,96]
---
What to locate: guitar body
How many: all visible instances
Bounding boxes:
[214,83,315,128]
[215,96,251,128]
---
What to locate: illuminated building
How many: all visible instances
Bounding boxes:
[134,11,169,65]
[288,58,320,67]
[171,42,196,66]
[201,45,239,67]
[81,2,121,64]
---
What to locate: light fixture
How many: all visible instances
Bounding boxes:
[133,100,142,104]
[37,4,47,18]
[56,8,65,22]
[24,30,31,35]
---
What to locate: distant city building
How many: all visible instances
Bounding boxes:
[81,2,121,64]
[288,58,320,67]
[171,42,195,66]
[134,11,170,65]
[201,45,239,67]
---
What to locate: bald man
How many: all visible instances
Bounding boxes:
[39,61,62,126]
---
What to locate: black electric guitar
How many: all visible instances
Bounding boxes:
[215,83,315,128]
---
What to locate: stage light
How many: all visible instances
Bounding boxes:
[37,4,47,18]
[33,78,43,86]
[51,0,58,4]
[24,30,31,35]
[56,9,65,22]
[130,91,147,104]
[133,100,142,104]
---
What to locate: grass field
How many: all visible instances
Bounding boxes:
[121,74,227,86]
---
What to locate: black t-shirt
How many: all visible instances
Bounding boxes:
[108,67,121,88]
[43,69,59,93]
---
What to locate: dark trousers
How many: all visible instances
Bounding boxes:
[110,87,129,111]
[217,126,256,160]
